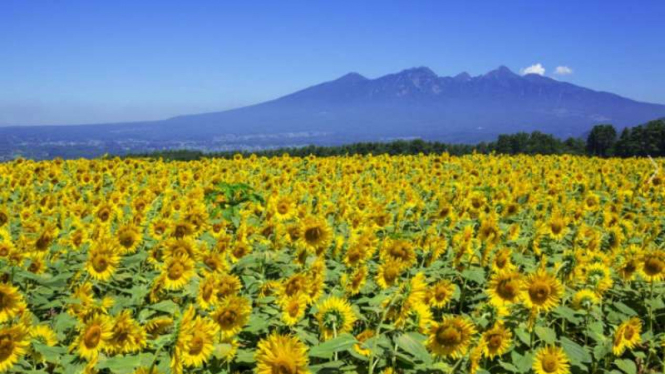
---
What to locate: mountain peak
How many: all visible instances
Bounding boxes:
[454,72,471,81]
[335,72,368,82]
[484,65,518,78]
[399,66,438,78]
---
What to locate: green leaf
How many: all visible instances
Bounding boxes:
[613,302,638,316]
[511,350,534,373]
[32,343,68,363]
[245,313,271,333]
[615,359,637,374]
[553,305,583,324]
[498,361,520,373]
[309,333,357,359]
[461,268,486,284]
[535,325,557,344]
[396,332,432,365]
[309,361,345,373]
[560,336,591,366]
[236,348,256,364]
[149,300,180,314]
[96,354,152,374]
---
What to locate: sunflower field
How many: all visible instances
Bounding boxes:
[0,154,664,374]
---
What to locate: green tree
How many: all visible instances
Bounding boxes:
[586,124,617,156]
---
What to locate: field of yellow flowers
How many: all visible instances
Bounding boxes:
[0,154,663,374]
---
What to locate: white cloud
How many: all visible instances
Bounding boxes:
[554,66,573,75]
[520,63,545,76]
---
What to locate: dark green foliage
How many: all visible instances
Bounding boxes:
[124,119,665,161]
[614,119,665,157]
[586,124,617,156]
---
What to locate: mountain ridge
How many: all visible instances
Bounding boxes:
[1,65,665,159]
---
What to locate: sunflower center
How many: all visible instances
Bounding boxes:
[435,326,462,346]
[0,335,14,361]
[98,209,110,221]
[277,203,289,215]
[541,356,560,373]
[0,212,8,226]
[91,254,109,272]
[0,291,10,309]
[119,233,135,248]
[168,262,185,280]
[434,287,449,302]
[488,334,503,350]
[218,310,237,328]
[84,325,102,349]
[271,358,297,374]
[287,302,300,318]
[644,257,663,276]
[497,279,518,300]
[551,221,563,235]
[188,335,204,355]
[529,283,551,304]
[175,225,188,238]
[623,326,635,340]
[304,226,323,244]
[0,246,8,257]
[35,235,51,251]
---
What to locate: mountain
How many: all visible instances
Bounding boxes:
[2,66,665,159]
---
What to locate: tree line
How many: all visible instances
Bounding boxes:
[127,118,665,160]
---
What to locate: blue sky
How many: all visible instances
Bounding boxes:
[1,0,664,125]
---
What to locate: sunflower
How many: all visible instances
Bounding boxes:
[617,257,639,282]
[533,345,570,374]
[0,283,26,323]
[640,250,664,282]
[380,238,416,267]
[149,219,170,240]
[255,333,310,374]
[29,324,58,346]
[211,295,251,338]
[0,241,15,261]
[491,248,515,273]
[144,317,173,338]
[215,273,243,300]
[315,296,357,340]
[229,239,252,262]
[105,310,147,355]
[0,324,29,373]
[341,266,367,296]
[480,322,512,359]
[196,273,219,310]
[280,295,308,326]
[353,329,375,357]
[72,314,113,360]
[545,214,568,241]
[375,259,405,289]
[571,289,600,311]
[174,306,219,369]
[613,317,642,355]
[160,254,195,290]
[427,280,455,309]
[272,195,296,221]
[85,240,121,281]
[426,315,476,358]
[116,223,142,254]
[94,202,118,225]
[487,270,522,308]
[580,263,613,294]
[298,216,332,252]
[522,270,563,313]
[162,237,199,261]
